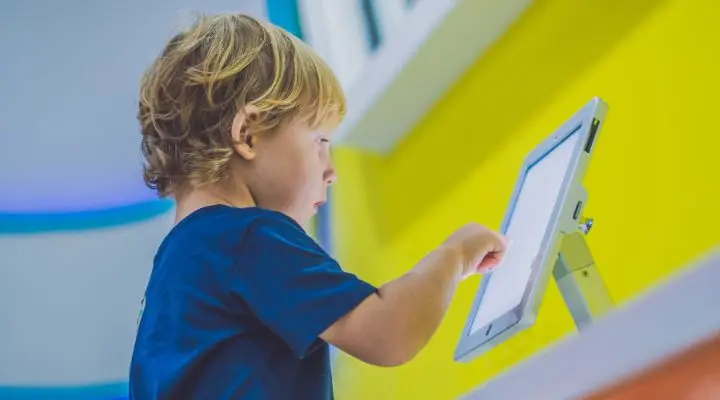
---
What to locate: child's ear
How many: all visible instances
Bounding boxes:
[231,105,260,161]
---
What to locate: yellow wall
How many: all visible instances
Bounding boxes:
[331,0,720,398]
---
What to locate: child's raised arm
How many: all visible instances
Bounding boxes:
[321,223,506,366]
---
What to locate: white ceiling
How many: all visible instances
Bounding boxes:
[0,0,265,212]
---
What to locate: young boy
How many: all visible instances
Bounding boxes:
[130,13,506,400]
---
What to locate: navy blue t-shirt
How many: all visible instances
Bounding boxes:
[129,205,376,399]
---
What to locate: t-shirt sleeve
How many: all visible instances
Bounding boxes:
[231,213,377,358]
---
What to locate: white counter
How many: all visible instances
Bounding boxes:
[461,248,720,400]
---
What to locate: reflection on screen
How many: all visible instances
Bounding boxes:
[469,131,581,334]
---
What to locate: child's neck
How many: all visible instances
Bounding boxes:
[173,182,255,225]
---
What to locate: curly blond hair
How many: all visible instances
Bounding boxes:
[139,13,346,197]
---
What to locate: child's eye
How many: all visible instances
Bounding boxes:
[318,137,330,144]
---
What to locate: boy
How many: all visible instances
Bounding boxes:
[130,13,506,400]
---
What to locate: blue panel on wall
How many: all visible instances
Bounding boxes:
[0,382,127,400]
[0,199,174,234]
[266,0,303,38]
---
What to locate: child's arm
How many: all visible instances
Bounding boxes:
[230,215,505,368]
[321,223,506,366]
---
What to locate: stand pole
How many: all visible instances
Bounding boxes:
[553,218,614,330]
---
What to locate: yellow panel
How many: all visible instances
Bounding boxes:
[332,0,720,398]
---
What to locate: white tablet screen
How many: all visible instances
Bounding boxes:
[469,131,580,334]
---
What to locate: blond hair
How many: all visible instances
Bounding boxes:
[139,13,346,197]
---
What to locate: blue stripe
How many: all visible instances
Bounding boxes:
[0,199,174,234]
[360,0,382,51]
[266,0,303,38]
[0,382,127,400]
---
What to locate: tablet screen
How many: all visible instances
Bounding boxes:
[469,131,580,334]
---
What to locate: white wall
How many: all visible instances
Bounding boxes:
[0,0,265,212]
[0,212,175,385]
[0,0,265,395]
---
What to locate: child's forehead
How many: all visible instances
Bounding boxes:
[310,126,338,139]
[284,116,338,136]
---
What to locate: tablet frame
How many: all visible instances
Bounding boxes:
[454,97,609,362]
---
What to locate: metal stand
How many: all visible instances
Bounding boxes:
[552,217,615,330]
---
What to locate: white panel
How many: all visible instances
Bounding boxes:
[298,0,371,90]
[323,0,370,89]
[297,0,534,153]
[372,0,408,40]
[297,0,335,64]
[335,0,534,153]
[0,210,174,385]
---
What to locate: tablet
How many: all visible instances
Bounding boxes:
[454,97,609,362]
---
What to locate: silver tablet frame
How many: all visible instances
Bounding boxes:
[454,97,609,362]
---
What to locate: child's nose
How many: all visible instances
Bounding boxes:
[324,167,337,185]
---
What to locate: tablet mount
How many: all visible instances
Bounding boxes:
[553,189,615,330]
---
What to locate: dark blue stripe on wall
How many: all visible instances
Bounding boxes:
[0,199,174,234]
[266,0,304,38]
[360,0,382,51]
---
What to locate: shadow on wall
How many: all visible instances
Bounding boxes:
[356,0,667,242]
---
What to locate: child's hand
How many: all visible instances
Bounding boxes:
[442,223,508,278]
